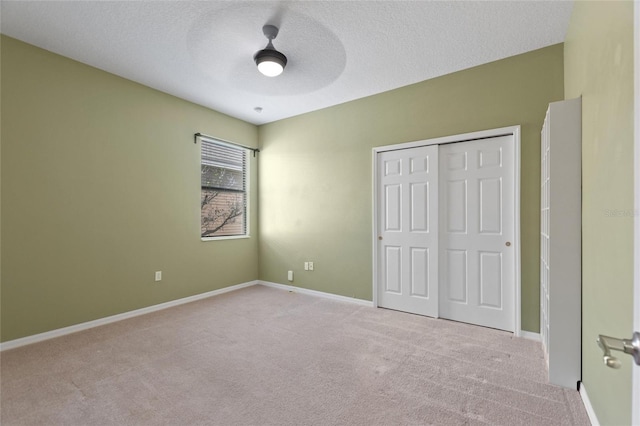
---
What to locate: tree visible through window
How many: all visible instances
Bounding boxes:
[200,138,248,238]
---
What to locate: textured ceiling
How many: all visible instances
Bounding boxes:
[1,1,573,125]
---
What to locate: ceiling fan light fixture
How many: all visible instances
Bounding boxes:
[254,25,287,77]
[255,48,287,77]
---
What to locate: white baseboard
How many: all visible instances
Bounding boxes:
[519,330,541,342]
[259,281,374,307]
[580,382,600,426]
[0,280,259,352]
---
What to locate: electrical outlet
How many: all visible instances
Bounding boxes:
[309,262,314,271]
[155,271,162,281]
[304,262,309,271]
[287,270,294,281]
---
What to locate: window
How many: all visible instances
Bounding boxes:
[200,137,248,239]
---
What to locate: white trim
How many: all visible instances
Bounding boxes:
[201,235,251,242]
[633,2,640,425]
[372,147,380,309]
[0,280,259,352]
[580,383,600,426]
[372,125,522,335]
[513,125,522,337]
[373,125,520,153]
[519,330,541,342]
[259,281,374,307]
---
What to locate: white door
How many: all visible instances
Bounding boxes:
[377,145,439,316]
[439,136,515,331]
[632,8,639,421]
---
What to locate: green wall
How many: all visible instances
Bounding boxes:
[0,35,569,341]
[0,36,259,342]
[564,2,635,425]
[258,45,565,332]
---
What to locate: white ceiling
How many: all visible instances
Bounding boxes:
[1,1,573,125]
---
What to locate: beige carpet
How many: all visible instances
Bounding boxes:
[1,285,590,425]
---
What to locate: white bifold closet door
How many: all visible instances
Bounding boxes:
[377,135,515,332]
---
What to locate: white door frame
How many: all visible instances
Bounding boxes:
[632,1,639,424]
[372,125,522,336]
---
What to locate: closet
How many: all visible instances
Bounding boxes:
[375,129,518,332]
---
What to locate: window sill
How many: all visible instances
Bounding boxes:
[201,235,251,242]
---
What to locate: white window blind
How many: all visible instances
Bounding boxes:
[200,138,248,238]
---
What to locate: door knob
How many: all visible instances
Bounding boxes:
[378,236,383,240]
[505,241,511,247]
[597,332,640,368]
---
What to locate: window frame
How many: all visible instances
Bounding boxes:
[199,135,250,241]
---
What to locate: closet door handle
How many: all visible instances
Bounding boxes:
[505,241,511,247]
